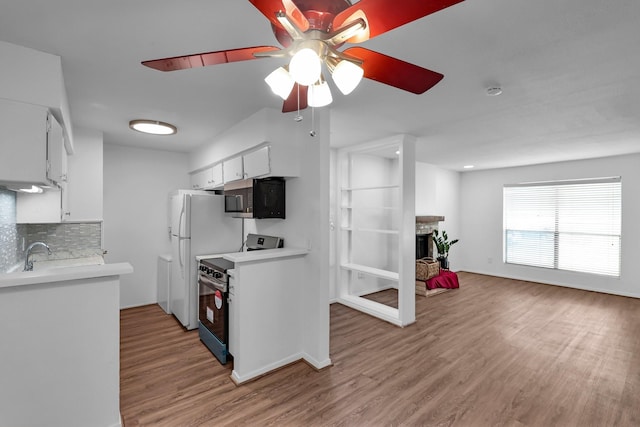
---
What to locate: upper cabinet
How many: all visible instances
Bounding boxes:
[223,147,271,185]
[242,146,270,179]
[46,112,67,185]
[191,138,301,187]
[15,128,103,224]
[191,163,224,190]
[190,168,209,190]
[64,129,103,221]
[0,98,67,188]
[0,40,74,151]
[223,156,244,183]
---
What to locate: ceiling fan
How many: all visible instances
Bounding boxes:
[142,0,464,112]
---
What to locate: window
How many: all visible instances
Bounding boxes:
[503,177,621,277]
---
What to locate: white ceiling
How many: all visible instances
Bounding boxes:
[1,0,639,171]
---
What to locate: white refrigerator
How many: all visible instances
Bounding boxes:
[169,190,242,330]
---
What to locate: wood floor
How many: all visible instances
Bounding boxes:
[120,272,640,426]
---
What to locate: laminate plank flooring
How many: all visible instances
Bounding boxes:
[120,272,640,426]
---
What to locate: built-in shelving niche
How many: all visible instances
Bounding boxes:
[336,135,416,327]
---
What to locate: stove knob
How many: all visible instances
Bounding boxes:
[213,271,222,279]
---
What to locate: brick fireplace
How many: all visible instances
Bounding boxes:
[416,215,444,259]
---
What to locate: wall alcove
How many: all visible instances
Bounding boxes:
[336,135,416,326]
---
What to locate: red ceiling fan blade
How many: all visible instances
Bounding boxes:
[344,47,444,94]
[282,84,308,113]
[249,0,310,32]
[333,0,464,43]
[142,46,280,72]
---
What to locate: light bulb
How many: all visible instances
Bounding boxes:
[265,67,295,100]
[289,48,322,86]
[308,81,333,107]
[331,60,364,95]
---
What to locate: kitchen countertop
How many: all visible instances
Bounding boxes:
[196,247,309,264]
[0,262,134,289]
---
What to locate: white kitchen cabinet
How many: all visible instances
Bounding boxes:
[210,163,223,188]
[191,163,224,190]
[222,146,274,184]
[16,129,103,223]
[190,168,209,190]
[16,188,63,223]
[64,129,103,221]
[46,113,67,185]
[242,146,270,179]
[0,99,52,187]
[223,156,244,183]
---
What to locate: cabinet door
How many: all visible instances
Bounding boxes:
[60,183,71,221]
[223,156,243,183]
[0,99,48,185]
[190,169,209,190]
[64,129,103,222]
[46,113,66,184]
[243,146,270,179]
[210,163,223,189]
[16,190,62,223]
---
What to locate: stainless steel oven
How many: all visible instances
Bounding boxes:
[198,257,234,364]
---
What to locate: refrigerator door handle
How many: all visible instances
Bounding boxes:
[178,239,184,279]
[178,204,186,277]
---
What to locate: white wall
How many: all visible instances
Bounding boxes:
[67,127,103,221]
[459,153,640,297]
[189,107,331,369]
[415,162,461,266]
[103,144,189,308]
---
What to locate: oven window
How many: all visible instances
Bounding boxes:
[199,282,227,342]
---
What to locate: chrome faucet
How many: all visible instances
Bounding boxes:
[23,242,52,271]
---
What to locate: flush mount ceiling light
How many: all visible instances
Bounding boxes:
[142,0,463,113]
[129,119,177,135]
[486,87,503,96]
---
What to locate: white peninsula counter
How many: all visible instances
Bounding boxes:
[196,248,327,384]
[0,262,133,427]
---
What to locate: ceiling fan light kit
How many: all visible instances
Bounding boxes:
[265,66,296,99]
[289,46,324,86]
[142,0,465,112]
[330,59,364,95]
[308,79,333,107]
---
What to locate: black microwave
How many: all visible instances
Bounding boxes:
[223,177,285,219]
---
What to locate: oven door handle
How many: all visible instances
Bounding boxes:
[198,274,226,292]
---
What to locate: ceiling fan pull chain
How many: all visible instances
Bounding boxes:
[310,106,316,137]
[294,84,303,122]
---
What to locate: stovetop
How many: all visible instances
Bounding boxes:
[200,257,235,273]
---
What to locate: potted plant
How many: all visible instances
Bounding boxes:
[433,229,458,270]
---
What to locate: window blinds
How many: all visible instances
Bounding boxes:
[503,177,621,277]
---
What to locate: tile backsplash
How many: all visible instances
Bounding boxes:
[0,188,102,273]
[0,189,18,272]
